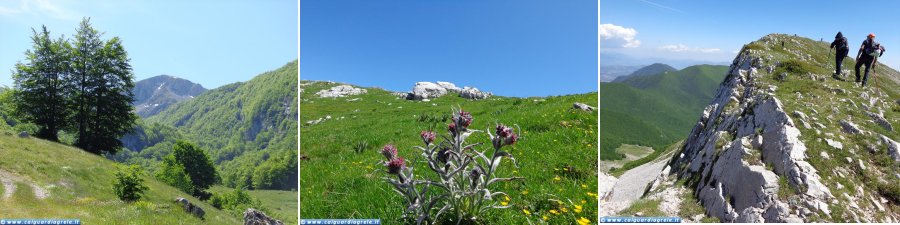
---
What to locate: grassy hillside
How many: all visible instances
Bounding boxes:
[600,65,728,161]
[138,60,298,191]
[300,81,598,224]
[0,131,242,224]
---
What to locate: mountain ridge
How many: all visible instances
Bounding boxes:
[133,75,207,118]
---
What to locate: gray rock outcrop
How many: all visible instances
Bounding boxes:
[243,208,284,225]
[175,197,205,219]
[879,135,900,163]
[573,102,596,112]
[458,87,491,99]
[316,85,367,98]
[404,81,492,100]
[669,52,832,222]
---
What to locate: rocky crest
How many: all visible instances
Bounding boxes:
[404,81,492,100]
[628,34,900,222]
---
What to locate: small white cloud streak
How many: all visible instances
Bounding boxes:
[600,24,641,48]
[0,0,78,21]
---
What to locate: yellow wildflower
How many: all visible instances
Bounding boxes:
[561,207,568,213]
[550,209,559,215]
[587,192,597,197]
[521,190,529,195]
[577,217,591,225]
[553,175,561,181]
[574,205,583,213]
[542,215,549,221]
[501,201,508,206]
[523,209,531,215]
[581,184,587,188]
[504,196,511,201]
[581,200,587,204]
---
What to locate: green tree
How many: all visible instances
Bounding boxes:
[155,154,194,194]
[69,17,136,154]
[12,26,72,141]
[166,141,219,200]
[113,165,149,202]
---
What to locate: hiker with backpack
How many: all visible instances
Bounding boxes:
[855,33,885,87]
[830,32,850,78]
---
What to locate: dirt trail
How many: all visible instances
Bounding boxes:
[601,144,679,216]
[0,169,49,199]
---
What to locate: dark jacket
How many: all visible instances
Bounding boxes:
[831,32,849,51]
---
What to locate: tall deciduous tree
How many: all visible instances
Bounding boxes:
[69,18,136,154]
[12,26,72,141]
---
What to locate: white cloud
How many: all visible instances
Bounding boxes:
[658,44,720,53]
[600,24,641,48]
[0,0,78,21]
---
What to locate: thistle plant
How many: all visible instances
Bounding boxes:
[379,108,524,224]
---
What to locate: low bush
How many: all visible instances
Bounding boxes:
[113,165,149,202]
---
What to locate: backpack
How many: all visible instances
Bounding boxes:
[836,37,849,50]
[864,39,881,57]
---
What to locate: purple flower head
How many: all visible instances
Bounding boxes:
[381,144,398,160]
[387,157,405,174]
[448,122,458,136]
[420,130,436,145]
[454,110,473,129]
[495,124,513,138]
[505,133,518,146]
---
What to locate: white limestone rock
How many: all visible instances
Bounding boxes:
[316,85,367,98]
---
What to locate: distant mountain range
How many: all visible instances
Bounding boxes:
[600,63,728,160]
[610,63,677,82]
[132,75,207,117]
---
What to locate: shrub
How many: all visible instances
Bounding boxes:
[210,188,258,210]
[113,165,149,202]
[379,108,523,224]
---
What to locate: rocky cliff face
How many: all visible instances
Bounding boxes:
[133,75,206,117]
[612,34,900,222]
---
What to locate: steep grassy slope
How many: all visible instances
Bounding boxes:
[143,60,298,190]
[0,132,242,224]
[300,81,598,224]
[600,65,728,161]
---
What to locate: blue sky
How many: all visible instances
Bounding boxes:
[0,0,298,89]
[301,0,598,97]
[601,0,900,69]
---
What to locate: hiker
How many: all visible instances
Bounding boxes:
[855,33,885,86]
[830,32,850,78]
